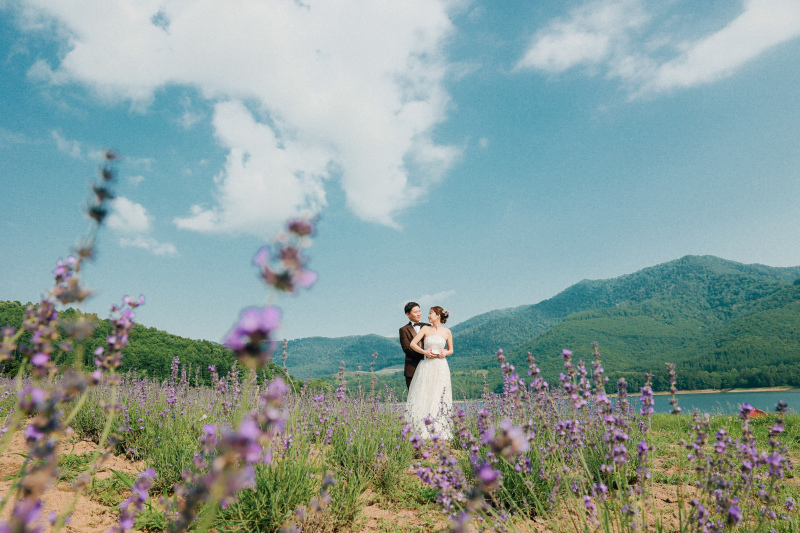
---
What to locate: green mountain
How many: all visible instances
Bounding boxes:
[500,257,800,392]
[283,334,401,380]
[453,255,800,366]
[670,283,800,390]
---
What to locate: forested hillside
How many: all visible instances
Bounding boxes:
[0,301,305,389]
[284,334,401,380]
[452,255,800,370]
[502,268,800,393]
[671,283,800,390]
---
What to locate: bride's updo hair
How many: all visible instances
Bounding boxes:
[430,306,449,324]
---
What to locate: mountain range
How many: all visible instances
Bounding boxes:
[3,255,799,396]
[284,255,800,394]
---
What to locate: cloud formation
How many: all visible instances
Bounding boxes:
[645,0,800,92]
[16,0,460,234]
[416,290,456,312]
[0,127,32,146]
[517,0,647,73]
[118,235,179,256]
[517,0,800,95]
[107,197,178,256]
[173,100,330,234]
[51,130,82,159]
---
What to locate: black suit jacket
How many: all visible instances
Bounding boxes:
[400,322,429,380]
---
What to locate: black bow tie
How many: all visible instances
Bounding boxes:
[413,323,422,327]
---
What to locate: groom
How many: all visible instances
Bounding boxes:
[400,301,429,389]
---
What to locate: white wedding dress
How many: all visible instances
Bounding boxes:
[405,335,452,440]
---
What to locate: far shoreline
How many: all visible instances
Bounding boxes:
[651,386,796,396]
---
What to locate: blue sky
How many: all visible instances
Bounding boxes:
[2,0,799,344]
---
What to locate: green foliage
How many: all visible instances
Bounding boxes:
[219,447,320,532]
[86,472,134,507]
[143,422,202,493]
[491,452,553,518]
[57,452,94,482]
[0,301,302,390]
[134,507,170,532]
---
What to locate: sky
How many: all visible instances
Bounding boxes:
[1,0,799,344]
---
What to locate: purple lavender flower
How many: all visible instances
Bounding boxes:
[786,496,796,511]
[726,504,742,526]
[475,462,501,491]
[639,375,654,417]
[223,306,281,368]
[482,419,529,460]
[287,218,316,236]
[665,362,682,415]
[252,218,318,294]
[109,469,156,533]
[122,294,145,308]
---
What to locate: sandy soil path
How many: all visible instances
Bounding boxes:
[0,430,145,532]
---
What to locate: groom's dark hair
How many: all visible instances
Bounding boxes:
[404,302,420,314]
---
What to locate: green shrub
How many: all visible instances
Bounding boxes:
[219,447,320,532]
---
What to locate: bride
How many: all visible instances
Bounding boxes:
[405,306,453,439]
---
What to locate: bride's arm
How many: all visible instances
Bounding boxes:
[410,328,432,358]
[442,330,454,358]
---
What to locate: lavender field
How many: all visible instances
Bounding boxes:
[2,345,800,532]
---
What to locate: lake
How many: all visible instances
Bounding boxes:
[634,390,800,415]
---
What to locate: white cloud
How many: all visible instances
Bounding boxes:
[125,156,155,170]
[0,127,31,146]
[17,0,461,233]
[178,110,202,130]
[174,100,331,235]
[119,235,179,256]
[106,196,152,234]
[517,0,800,96]
[178,96,203,129]
[128,175,145,186]
[51,130,83,159]
[646,0,800,92]
[516,0,648,73]
[106,196,178,256]
[416,290,456,311]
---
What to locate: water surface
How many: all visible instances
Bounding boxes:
[643,390,800,415]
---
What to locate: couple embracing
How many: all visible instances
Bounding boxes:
[399,302,453,439]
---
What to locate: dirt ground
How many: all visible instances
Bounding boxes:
[0,430,144,533]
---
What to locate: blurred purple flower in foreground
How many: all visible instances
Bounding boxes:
[252,217,318,294]
[224,306,282,368]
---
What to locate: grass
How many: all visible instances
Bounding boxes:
[86,474,133,507]
[57,452,94,482]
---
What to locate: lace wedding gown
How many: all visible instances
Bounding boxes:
[404,335,452,440]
